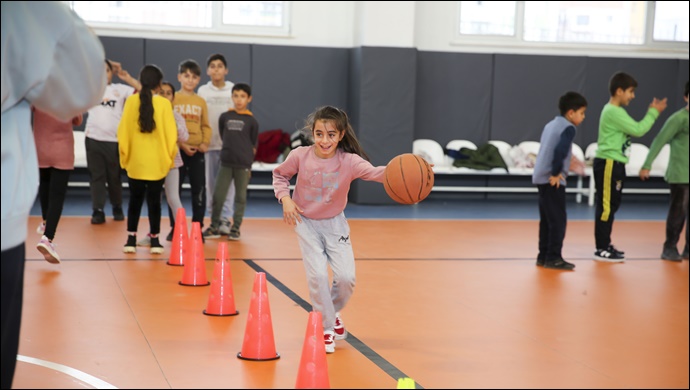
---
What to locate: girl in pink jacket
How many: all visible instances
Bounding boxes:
[273,106,385,354]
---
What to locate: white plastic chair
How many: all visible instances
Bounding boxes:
[584,142,598,161]
[444,140,477,167]
[571,143,585,163]
[650,144,670,177]
[73,131,87,168]
[412,139,446,168]
[625,143,650,177]
[445,139,477,151]
[488,140,514,168]
[518,141,540,157]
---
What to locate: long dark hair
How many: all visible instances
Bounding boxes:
[304,106,369,161]
[138,65,163,133]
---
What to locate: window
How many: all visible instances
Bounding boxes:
[71,1,213,28]
[456,1,688,48]
[653,1,689,42]
[222,1,285,27]
[523,1,645,44]
[68,1,290,36]
[458,1,517,36]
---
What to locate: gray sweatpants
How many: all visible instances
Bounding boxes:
[294,212,355,332]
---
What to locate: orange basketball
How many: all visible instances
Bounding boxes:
[383,153,434,205]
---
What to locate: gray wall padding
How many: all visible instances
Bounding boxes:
[144,39,251,96]
[676,61,689,108]
[415,51,493,148]
[251,45,350,133]
[97,36,687,204]
[583,57,685,147]
[100,36,146,81]
[491,54,587,146]
[101,37,251,94]
[349,47,417,204]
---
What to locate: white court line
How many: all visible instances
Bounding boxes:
[17,355,118,389]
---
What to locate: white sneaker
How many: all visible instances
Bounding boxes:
[36,221,46,235]
[137,235,151,247]
[37,235,60,264]
[219,219,232,235]
[324,330,335,354]
[334,312,347,340]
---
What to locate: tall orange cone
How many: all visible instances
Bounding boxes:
[179,222,209,286]
[295,311,330,389]
[237,272,280,361]
[167,207,189,266]
[203,242,239,316]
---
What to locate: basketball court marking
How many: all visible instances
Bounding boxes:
[243,259,425,388]
[17,354,118,389]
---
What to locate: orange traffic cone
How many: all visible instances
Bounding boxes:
[167,207,189,266]
[179,222,209,286]
[237,272,280,361]
[295,311,330,389]
[203,242,239,316]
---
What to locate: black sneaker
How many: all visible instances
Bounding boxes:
[609,245,625,257]
[543,258,575,270]
[593,246,625,262]
[150,236,164,254]
[682,246,689,260]
[536,254,545,267]
[113,206,125,221]
[166,230,174,242]
[228,230,241,241]
[91,209,106,225]
[661,246,682,262]
[123,235,136,253]
[202,226,220,239]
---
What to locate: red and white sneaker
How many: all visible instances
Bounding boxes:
[334,312,348,340]
[324,330,335,354]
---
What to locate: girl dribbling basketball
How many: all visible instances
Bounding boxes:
[272,106,386,354]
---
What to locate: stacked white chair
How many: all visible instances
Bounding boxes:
[73,131,87,168]
[625,143,650,177]
[413,139,448,173]
[650,144,670,177]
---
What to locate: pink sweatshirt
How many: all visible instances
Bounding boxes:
[273,146,386,219]
[32,107,82,170]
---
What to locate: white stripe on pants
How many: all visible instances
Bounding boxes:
[294,212,355,332]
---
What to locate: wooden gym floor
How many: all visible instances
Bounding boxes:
[11,200,690,389]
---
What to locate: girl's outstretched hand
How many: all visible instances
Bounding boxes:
[281,196,303,225]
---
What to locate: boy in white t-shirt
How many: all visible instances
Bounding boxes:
[84,59,140,224]
[197,53,235,235]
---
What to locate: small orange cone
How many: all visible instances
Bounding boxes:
[167,207,189,266]
[203,242,239,316]
[237,272,280,361]
[179,222,209,286]
[295,311,330,389]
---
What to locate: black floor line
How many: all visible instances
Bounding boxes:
[243,259,424,389]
